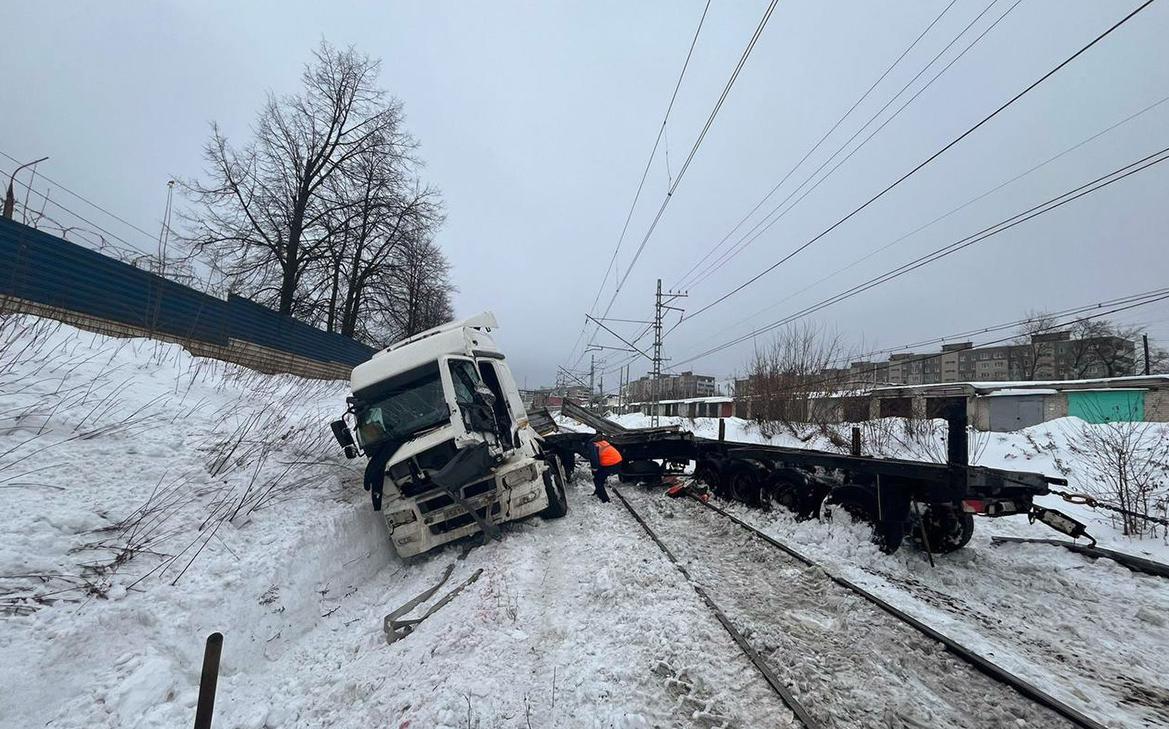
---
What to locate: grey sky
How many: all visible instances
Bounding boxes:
[3,1,1167,388]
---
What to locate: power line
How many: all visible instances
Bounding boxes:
[588,0,712,318]
[678,0,1157,325]
[586,0,782,353]
[789,287,1169,377]
[564,0,714,371]
[682,0,1022,292]
[670,0,965,291]
[672,143,1169,367]
[744,288,1169,399]
[711,93,1169,340]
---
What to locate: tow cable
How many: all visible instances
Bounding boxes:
[383,563,484,644]
[1049,487,1169,529]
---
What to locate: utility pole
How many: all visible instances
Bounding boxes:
[1144,333,1151,376]
[651,278,687,428]
[589,353,596,406]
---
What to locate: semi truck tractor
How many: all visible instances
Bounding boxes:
[330,313,568,558]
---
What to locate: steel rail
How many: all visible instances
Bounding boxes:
[611,486,821,729]
[692,494,1108,729]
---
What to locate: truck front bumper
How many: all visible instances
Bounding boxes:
[386,458,550,558]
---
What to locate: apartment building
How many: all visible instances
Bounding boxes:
[884,332,1136,385]
[623,370,717,402]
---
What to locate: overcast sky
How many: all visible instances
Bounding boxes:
[3,1,1168,388]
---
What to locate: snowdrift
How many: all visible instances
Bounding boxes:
[0,317,798,728]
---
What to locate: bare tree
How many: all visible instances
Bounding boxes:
[1065,412,1169,539]
[302,138,444,340]
[362,235,455,342]
[183,41,405,316]
[1067,318,1139,378]
[1013,310,1062,380]
[742,322,850,435]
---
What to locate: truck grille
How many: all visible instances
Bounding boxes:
[429,503,501,535]
[417,477,497,515]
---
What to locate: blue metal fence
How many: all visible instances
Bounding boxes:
[0,217,374,367]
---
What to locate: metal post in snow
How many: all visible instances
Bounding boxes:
[193,632,223,729]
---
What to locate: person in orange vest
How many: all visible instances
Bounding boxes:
[588,436,623,503]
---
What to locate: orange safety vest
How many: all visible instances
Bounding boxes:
[595,440,623,467]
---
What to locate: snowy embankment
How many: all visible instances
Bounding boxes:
[599,412,1169,727]
[1,317,798,728]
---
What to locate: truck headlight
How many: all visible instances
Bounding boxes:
[390,509,417,526]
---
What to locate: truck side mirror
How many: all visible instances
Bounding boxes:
[330,419,357,458]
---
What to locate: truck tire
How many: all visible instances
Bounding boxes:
[913,503,974,554]
[541,456,569,518]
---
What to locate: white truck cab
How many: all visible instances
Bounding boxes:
[331,312,568,557]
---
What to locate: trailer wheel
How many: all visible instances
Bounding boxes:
[913,503,973,554]
[619,460,664,485]
[693,462,724,495]
[730,466,770,510]
[822,485,903,553]
[541,456,569,519]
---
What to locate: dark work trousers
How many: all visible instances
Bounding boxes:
[592,466,616,502]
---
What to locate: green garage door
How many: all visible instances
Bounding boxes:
[1067,390,1145,423]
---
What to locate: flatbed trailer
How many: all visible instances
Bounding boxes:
[548,400,1086,554]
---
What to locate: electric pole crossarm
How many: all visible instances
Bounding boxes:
[585,314,657,362]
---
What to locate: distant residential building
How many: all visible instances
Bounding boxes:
[623,370,716,402]
[882,332,1136,385]
[732,331,1139,419]
[524,385,591,410]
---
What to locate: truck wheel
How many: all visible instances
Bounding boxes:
[541,456,569,518]
[913,503,973,554]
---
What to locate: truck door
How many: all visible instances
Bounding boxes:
[476,360,516,449]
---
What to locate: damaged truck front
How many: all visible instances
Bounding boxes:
[330,313,568,557]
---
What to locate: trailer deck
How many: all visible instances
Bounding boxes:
[546,400,1081,553]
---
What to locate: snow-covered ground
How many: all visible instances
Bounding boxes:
[0,318,799,728]
[3,316,1167,728]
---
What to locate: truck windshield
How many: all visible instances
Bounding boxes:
[353,363,449,448]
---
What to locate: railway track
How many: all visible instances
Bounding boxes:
[613,484,1109,729]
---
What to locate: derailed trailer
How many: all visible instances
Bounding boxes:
[550,400,1087,554]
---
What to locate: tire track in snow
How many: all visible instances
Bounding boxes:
[619,486,1077,729]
